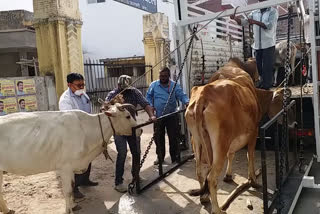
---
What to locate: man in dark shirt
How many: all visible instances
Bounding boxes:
[106,75,155,193]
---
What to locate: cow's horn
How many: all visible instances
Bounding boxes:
[98,98,105,105]
[116,103,135,111]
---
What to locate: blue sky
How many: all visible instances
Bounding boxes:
[0,0,33,12]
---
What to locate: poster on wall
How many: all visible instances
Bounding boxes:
[0,97,18,115]
[18,96,38,112]
[0,80,16,97]
[15,79,36,96]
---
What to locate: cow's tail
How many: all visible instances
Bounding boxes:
[195,93,212,171]
[194,93,212,196]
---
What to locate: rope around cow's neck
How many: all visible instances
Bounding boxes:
[98,114,114,163]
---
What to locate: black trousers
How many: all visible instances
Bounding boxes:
[154,115,180,163]
[74,162,92,188]
[255,46,275,90]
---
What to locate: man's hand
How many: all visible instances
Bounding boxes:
[149,115,157,122]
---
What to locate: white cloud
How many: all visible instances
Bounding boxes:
[0,0,33,12]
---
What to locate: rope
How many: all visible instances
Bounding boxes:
[98,114,114,163]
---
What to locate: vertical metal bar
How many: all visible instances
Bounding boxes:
[275,123,280,190]
[96,60,101,91]
[260,127,269,214]
[286,115,290,173]
[242,26,246,60]
[132,127,140,194]
[89,59,94,92]
[293,103,298,163]
[309,0,320,162]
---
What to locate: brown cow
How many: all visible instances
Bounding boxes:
[185,58,285,214]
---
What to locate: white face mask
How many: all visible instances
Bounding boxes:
[74,89,85,96]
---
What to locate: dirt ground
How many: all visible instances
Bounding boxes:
[1,111,293,214]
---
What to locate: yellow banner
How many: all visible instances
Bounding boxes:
[0,79,16,97]
[16,79,36,96]
[0,97,18,115]
[18,95,38,112]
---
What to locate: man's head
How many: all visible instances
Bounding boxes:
[159,67,170,84]
[118,75,132,90]
[17,81,23,92]
[19,99,26,110]
[0,101,4,112]
[67,73,85,93]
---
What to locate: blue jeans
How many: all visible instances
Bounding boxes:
[114,135,141,186]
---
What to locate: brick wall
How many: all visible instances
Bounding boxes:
[0,10,33,30]
[33,0,80,20]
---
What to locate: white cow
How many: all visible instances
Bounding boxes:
[274,40,297,86]
[0,103,141,214]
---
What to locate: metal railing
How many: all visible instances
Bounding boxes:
[260,100,297,213]
[130,109,193,194]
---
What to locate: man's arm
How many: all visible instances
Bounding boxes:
[146,82,154,107]
[145,105,156,121]
[175,83,189,106]
[261,9,278,30]
[230,12,267,29]
[134,88,156,121]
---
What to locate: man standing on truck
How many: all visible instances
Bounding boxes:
[231,0,279,90]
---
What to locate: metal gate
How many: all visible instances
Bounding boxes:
[83,59,151,112]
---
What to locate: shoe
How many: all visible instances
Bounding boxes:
[114,183,127,193]
[81,180,99,187]
[73,188,85,199]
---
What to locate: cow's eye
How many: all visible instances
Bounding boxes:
[126,116,131,119]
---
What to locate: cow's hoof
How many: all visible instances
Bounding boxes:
[72,205,82,212]
[6,210,15,214]
[188,188,202,196]
[200,193,210,204]
[223,174,233,183]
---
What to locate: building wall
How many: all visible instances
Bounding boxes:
[0,76,57,111]
[33,0,81,20]
[0,10,33,30]
[79,0,176,60]
[0,52,21,77]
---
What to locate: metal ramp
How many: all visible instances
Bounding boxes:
[289,0,320,212]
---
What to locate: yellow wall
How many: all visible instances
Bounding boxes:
[143,13,171,85]
[33,0,83,98]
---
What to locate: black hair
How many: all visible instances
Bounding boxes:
[0,101,3,104]
[17,81,23,86]
[67,73,84,83]
[19,99,25,104]
[160,67,170,75]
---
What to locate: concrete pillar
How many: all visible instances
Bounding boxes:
[143,13,171,85]
[33,0,83,98]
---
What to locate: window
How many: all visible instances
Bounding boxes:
[88,0,105,4]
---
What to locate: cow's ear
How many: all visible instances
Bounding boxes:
[104,111,115,117]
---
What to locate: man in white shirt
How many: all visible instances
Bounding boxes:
[231,0,279,89]
[59,73,98,199]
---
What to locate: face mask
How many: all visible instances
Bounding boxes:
[74,89,85,96]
